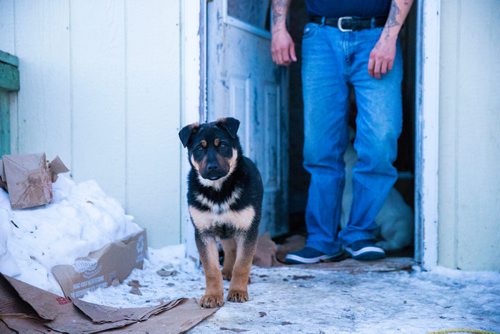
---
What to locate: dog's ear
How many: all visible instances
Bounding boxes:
[179,122,199,148]
[217,117,240,139]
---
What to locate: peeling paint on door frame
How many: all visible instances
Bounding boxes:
[415,0,441,270]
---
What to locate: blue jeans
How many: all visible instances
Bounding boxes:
[301,23,403,254]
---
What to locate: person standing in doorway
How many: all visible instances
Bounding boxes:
[271,0,414,263]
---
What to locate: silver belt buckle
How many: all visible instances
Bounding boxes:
[338,16,353,32]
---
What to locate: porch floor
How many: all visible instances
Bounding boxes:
[82,247,500,334]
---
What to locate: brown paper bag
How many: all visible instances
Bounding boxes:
[0,153,69,209]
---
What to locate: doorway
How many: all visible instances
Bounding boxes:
[285,1,417,260]
[204,0,418,261]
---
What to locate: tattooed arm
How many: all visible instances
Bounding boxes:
[368,0,414,79]
[271,0,297,66]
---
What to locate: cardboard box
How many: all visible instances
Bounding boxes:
[52,229,148,298]
[0,153,69,209]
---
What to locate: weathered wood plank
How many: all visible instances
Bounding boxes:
[0,62,19,91]
[0,50,19,67]
[0,89,10,155]
[294,257,415,273]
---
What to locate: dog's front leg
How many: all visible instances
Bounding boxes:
[221,238,236,281]
[196,234,224,308]
[227,236,257,303]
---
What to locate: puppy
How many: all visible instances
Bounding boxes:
[179,117,263,308]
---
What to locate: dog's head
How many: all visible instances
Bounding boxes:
[179,117,241,183]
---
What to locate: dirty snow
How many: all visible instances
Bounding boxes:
[1,176,499,333]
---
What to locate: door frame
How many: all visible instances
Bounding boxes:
[180,0,204,259]
[184,0,442,268]
[415,0,441,270]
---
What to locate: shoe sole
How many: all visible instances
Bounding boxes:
[285,251,346,265]
[346,246,386,261]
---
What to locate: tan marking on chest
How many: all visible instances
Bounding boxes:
[195,188,242,214]
[189,205,256,231]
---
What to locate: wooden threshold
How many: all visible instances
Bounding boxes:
[292,257,415,273]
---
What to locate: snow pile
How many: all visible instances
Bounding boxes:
[0,175,142,295]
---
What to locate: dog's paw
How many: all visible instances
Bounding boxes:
[199,294,224,308]
[227,289,249,303]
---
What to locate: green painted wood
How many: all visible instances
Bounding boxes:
[0,50,18,156]
[0,62,20,91]
[0,89,10,155]
[0,50,19,67]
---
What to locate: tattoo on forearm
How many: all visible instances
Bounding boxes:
[386,1,401,28]
[272,0,288,27]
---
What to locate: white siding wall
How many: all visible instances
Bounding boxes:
[439,0,500,270]
[0,0,183,247]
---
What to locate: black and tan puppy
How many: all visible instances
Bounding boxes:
[179,117,263,308]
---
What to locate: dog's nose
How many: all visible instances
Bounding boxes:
[207,162,218,171]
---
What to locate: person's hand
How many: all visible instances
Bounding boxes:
[368,36,397,79]
[271,29,297,66]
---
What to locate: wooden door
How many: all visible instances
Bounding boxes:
[207,0,288,236]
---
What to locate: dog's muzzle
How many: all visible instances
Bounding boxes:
[202,163,228,180]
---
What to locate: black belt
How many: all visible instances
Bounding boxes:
[309,16,387,31]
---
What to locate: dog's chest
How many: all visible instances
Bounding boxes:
[189,188,255,231]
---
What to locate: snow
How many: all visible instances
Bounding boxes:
[0,175,142,295]
[1,176,499,333]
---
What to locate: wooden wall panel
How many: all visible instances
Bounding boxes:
[0,1,186,247]
[439,0,500,271]
[454,0,500,271]
[0,0,15,54]
[125,0,181,245]
[12,0,72,162]
[70,0,127,204]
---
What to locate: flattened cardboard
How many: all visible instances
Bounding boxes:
[0,153,69,209]
[72,298,185,323]
[0,275,39,317]
[0,274,217,334]
[103,298,218,334]
[0,319,15,334]
[52,230,148,299]
[1,274,140,333]
[3,274,61,320]
[0,278,48,333]
[0,316,48,334]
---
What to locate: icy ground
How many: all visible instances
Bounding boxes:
[1,176,499,333]
[83,246,500,334]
